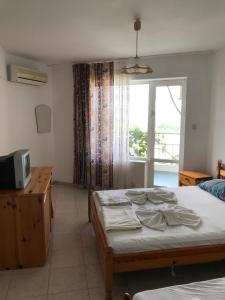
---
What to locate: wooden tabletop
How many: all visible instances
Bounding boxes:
[179,170,212,179]
[0,166,53,196]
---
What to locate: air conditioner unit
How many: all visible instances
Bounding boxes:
[8,65,48,86]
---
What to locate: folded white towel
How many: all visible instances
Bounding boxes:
[126,190,145,195]
[96,191,131,206]
[102,206,142,231]
[125,190,147,205]
[130,194,147,205]
[146,188,178,204]
[136,205,201,231]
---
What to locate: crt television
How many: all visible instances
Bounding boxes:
[0,149,31,189]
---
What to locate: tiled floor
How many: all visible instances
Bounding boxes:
[1,183,225,300]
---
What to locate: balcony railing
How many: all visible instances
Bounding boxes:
[154,132,180,161]
[129,131,180,161]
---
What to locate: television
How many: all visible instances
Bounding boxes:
[0,149,31,189]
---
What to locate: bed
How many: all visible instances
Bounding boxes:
[123,277,225,299]
[88,161,225,300]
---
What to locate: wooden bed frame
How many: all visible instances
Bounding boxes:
[88,160,225,300]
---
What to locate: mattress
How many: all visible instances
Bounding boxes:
[133,277,225,300]
[93,186,225,253]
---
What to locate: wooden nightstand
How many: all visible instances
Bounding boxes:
[179,170,212,186]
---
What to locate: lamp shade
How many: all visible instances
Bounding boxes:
[121,63,153,75]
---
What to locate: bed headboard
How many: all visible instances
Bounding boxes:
[217,160,225,179]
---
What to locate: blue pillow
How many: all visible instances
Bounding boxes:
[198,179,225,201]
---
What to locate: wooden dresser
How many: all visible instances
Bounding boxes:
[179,170,212,186]
[0,166,53,270]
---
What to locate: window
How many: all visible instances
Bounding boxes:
[129,84,149,159]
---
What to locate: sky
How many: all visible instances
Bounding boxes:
[129,84,182,132]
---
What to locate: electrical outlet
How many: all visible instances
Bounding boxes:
[192,123,197,130]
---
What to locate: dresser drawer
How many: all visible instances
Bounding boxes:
[179,174,196,186]
[179,170,212,187]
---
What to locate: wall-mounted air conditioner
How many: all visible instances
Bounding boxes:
[8,65,48,86]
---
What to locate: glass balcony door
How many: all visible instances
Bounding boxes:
[128,78,186,188]
[146,79,186,187]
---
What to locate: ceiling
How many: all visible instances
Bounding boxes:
[0,0,225,63]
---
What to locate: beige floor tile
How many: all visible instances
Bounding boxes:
[6,185,225,300]
[0,271,11,300]
[77,208,89,224]
[83,246,100,265]
[85,265,103,289]
[53,233,81,251]
[7,269,49,299]
[76,194,88,208]
[55,202,76,216]
[50,247,84,268]
[48,266,87,294]
[48,290,89,300]
[88,288,104,300]
[56,192,77,202]
[77,215,89,226]
[76,197,88,209]
[8,297,47,300]
[81,225,97,249]
[82,236,97,249]
[74,189,88,198]
[53,214,80,236]
[56,189,78,200]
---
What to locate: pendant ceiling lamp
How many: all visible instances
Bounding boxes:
[121,19,153,75]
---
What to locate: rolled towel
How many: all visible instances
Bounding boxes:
[136,207,167,231]
[136,204,201,231]
[126,190,145,195]
[162,205,201,228]
[125,190,147,205]
[146,188,178,204]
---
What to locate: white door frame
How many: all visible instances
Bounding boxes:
[131,77,187,187]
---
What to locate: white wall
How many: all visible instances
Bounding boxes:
[0,46,6,79]
[131,52,212,169]
[207,48,225,176]
[0,46,214,185]
[51,64,74,183]
[0,45,54,167]
[126,52,213,186]
[51,52,212,184]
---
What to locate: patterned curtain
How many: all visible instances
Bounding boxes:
[73,64,91,187]
[73,62,114,189]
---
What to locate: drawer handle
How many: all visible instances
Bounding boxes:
[185,177,190,183]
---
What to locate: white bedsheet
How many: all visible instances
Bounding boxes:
[93,187,225,253]
[133,277,225,300]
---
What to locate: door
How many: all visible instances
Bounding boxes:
[129,78,186,187]
[146,79,186,187]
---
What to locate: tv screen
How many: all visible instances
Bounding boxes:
[0,149,31,189]
[25,154,30,178]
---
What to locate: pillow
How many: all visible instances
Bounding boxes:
[198,179,225,201]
